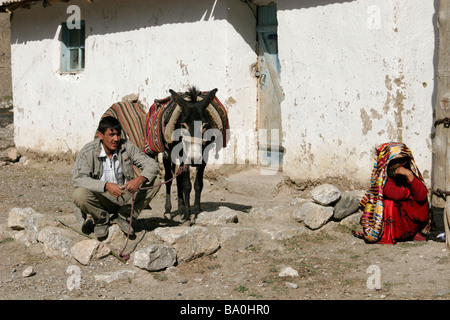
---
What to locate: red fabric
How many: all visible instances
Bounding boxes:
[379,177,429,244]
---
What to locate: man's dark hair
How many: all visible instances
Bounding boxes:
[97,116,122,134]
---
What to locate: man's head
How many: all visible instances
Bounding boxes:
[97,116,122,135]
[97,116,122,155]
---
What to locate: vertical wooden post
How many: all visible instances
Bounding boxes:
[434,0,450,248]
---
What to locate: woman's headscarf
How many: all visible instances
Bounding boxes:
[359,142,427,242]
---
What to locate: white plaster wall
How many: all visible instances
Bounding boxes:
[277,0,436,186]
[10,0,257,164]
[9,0,437,186]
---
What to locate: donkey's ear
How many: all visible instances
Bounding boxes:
[202,88,218,108]
[170,89,188,108]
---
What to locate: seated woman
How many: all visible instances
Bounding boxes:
[355,142,431,244]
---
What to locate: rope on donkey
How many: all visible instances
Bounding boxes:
[118,164,188,261]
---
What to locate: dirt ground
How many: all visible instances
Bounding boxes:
[0,154,449,303]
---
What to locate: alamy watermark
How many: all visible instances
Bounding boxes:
[168,123,283,175]
[367,5,381,30]
[66,5,81,29]
[366,264,381,290]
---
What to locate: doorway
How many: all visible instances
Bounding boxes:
[257,4,284,169]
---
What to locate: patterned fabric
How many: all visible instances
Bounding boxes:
[145,95,174,155]
[96,101,148,152]
[145,91,229,156]
[359,142,426,242]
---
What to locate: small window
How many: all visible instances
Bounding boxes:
[61,20,85,73]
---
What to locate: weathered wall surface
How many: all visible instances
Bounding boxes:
[277,0,436,185]
[10,0,258,164]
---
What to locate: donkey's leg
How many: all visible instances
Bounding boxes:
[193,162,206,215]
[177,166,192,222]
[163,157,173,217]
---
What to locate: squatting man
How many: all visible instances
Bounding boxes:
[72,116,161,239]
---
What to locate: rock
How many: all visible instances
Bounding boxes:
[195,207,238,226]
[71,239,111,265]
[333,191,361,220]
[22,266,35,278]
[8,208,55,245]
[0,224,12,240]
[290,197,303,206]
[285,282,298,289]
[37,226,63,243]
[310,184,341,206]
[154,226,220,262]
[0,147,19,162]
[248,205,293,222]
[18,156,28,165]
[264,226,311,241]
[279,267,299,277]
[38,226,72,259]
[133,244,177,271]
[219,226,261,250]
[103,224,124,245]
[13,230,34,247]
[339,211,363,228]
[293,201,334,230]
[8,207,43,231]
[94,269,137,284]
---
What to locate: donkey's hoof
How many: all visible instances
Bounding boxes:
[164,212,172,220]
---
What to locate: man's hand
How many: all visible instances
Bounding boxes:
[105,182,125,198]
[124,176,148,194]
[394,167,414,182]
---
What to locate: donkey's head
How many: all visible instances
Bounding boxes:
[169,86,218,165]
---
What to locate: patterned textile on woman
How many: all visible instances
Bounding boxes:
[355,142,430,244]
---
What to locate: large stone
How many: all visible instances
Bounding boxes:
[8,208,55,245]
[8,207,45,231]
[94,270,137,284]
[195,207,238,226]
[0,147,19,162]
[339,211,363,228]
[310,184,341,206]
[133,244,177,271]
[38,226,72,259]
[293,201,334,230]
[71,239,111,265]
[154,226,220,262]
[219,226,261,250]
[333,191,361,220]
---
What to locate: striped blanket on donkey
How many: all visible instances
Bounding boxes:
[145,90,229,156]
[96,100,148,152]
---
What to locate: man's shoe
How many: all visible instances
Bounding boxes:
[81,219,95,235]
[94,223,109,239]
[118,216,135,237]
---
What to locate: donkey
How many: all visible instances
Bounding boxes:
[162,87,221,224]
